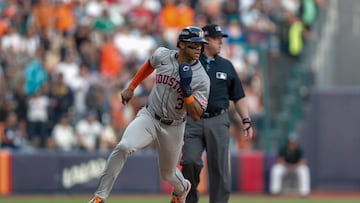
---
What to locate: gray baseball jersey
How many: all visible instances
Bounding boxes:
[93,47,210,200]
[147,47,210,118]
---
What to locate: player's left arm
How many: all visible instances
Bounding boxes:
[185,79,210,121]
[184,96,204,121]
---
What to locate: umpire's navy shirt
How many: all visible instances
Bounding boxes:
[199,54,245,112]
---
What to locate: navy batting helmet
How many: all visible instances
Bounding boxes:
[177,26,208,47]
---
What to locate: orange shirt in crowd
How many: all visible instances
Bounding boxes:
[31,1,55,33]
[54,2,75,33]
[157,1,194,32]
[157,2,179,30]
[0,20,8,36]
[99,42,122,78]
[177,3,194,28]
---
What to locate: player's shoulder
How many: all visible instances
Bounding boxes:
[153,47,173,57]
[150,47,177,68]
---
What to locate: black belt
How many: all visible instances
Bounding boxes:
[202,109,226,119]
[154,113,186,125]
[146,105,185,125]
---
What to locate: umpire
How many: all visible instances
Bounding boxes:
[180,24,254,203]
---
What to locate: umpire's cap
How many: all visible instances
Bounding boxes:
[202,24,228,38]
[177,26,208,48]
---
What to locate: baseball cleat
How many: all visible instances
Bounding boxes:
[170,180,191,203]
[88,195,104,203]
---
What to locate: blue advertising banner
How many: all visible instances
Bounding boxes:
[11,150,160,193]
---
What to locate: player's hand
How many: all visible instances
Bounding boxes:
[121,88,134,105]
[178,62,193,97]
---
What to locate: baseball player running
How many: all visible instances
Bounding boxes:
[88,26,210,203]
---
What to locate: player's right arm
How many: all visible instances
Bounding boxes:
[121,60,155,105]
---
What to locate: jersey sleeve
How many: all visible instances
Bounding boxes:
[192,73,210,111]
[149,47,170,68]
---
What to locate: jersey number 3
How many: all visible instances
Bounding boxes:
[176,97,184,110]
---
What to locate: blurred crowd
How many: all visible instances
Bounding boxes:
[0,0,326,152]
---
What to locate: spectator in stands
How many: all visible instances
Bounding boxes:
[0,67,6,104]
[1,112,32,151]
[99,33,122,82]
[23,27,40,57]
[54,0,76,35]
[12,87,28,128]
[108,86,128,138]
[48,72,74,126]
[73,21,99,72]
[26,87,49,148]
[157,0,194,47]
[54,50,80,90]
[239,0,277,51]
[98,115,118,152]
[71,63,91,122]
[0,96,16,123]
[23,48,48,96]
[270,134,310,197]
[49,113,77,152]
[0,15,8,37]
[85,82,110,123]
[1,25,23,54]
[31,0,55,36]
[128,0,157,32]
[75,110,103,152]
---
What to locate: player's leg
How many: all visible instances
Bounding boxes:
[92,108,156,200]
[270,163,286,195]
[156,123,190,197]
[204,114,231,203]
[180,117,205,203]
[296,164,310,196]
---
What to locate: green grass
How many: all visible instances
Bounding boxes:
[1,194,360,203]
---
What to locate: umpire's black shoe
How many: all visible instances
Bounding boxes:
[88,195,104,203]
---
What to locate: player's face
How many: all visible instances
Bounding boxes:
[184,42,203,60]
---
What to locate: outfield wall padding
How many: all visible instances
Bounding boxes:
[3,150,267,194]
[10,150,160,194]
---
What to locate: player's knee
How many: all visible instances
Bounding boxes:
[114,142,134,155]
